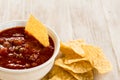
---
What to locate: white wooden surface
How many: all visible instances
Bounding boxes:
[0,0,120,80]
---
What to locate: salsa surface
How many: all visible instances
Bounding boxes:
[0,27,54,69]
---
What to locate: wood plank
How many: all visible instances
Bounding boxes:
[69,0,119,79]
[101,0,120,72]
[5,0,24,21]
[101,0,120,79]
[0,0,9,23]
[23,0,32,20]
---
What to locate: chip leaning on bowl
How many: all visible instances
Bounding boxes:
[42,40,112,80]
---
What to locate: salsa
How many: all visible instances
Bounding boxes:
[0,27,54,69]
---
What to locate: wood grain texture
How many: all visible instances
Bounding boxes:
[0,0,119,80]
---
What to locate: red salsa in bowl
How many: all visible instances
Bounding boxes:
[0,27,54,69]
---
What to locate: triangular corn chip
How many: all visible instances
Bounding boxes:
[81,45,112,74]
[25,15,49,47]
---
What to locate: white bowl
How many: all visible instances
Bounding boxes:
[0,21,60,80]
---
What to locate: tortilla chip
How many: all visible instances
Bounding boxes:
[25,15,49,47]
[60,40,85,57]
[69,70,93,80]
[81,45,112,74]
[49,76,63,80]
[60,40,86,64]
[55,58,93,73]
[63,57,87,64]
[42,65,76,80]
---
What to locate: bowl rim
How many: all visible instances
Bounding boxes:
[0,20,60,73]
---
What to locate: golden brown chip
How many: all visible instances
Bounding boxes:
[60,40,85,57]
[81,45,112,74]
[49,75,76,80]
[55,58,93,73]
[69,70,93,80]
[60,40,86,64]
[63,56,86,64]
[49,76,62,80]
[41,65,76,80]
[25,15,49,47]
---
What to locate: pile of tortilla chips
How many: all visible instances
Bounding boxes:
[42,40,112,80]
